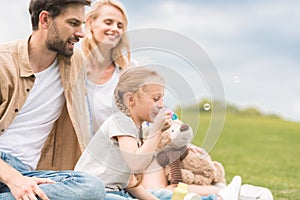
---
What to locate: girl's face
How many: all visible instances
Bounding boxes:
[91,4,125,49]
[131,84,165,125]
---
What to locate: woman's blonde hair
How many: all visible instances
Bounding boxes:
[82,0,130,68]
[114,66,165,187]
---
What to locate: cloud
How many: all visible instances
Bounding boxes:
[1,0,298,121]
[0,1,31,43]
[124,0,300,121]
[128,1,239,39]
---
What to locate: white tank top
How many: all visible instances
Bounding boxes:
[0,59,65,170]
[87,66,120,134]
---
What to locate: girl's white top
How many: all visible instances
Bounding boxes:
[75,111,140,191]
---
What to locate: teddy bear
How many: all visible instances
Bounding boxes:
[155,118,226,187]
[155,119,194,184]
[168,149,227,187]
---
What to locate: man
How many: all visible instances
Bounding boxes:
[0,0,105,199]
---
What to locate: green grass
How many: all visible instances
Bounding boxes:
[186,112,300,199]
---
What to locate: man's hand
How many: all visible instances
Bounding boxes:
[7,175,55,200]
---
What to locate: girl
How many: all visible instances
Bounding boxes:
[82,0,130,134]
[75,67,240,200]
[75,67,174,199]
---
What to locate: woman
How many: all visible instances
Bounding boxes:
[82,0,130,134]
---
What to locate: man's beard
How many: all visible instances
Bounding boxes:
[46,23,78,58]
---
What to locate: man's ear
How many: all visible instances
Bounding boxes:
[39,11,50,29]
[123,92,135,107]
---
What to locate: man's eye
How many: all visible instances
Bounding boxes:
[69,21,79,27]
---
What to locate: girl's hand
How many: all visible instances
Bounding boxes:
[150,109,172,136]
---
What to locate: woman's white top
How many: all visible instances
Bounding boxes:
[86,66,120,134]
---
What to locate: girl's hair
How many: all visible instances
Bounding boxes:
[82,0,130,68]
[114,66,164,188]
[114,66,164,116]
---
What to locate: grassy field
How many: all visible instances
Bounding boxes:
[185,111,300,199]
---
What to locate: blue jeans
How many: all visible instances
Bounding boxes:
[0,151,106,200]
[201,194,218,200]
[105,188,173,200]
[105,188,217,200]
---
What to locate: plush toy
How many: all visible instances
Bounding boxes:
[156,119,194,184]
[155,117,226,187]
[170,149,227,187]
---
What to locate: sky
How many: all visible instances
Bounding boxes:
[1,0,299,122]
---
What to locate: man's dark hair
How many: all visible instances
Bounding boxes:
[29,0,91,30]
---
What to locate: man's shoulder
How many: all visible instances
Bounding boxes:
[0,39,22,54]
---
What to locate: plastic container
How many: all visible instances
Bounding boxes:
[184,193,202,200]
[172,182,189,200]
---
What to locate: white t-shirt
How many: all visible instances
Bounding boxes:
[0,59,65,170]
[86,66,120,134]
[75,111,139,191]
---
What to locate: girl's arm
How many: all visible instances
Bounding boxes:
[118,109,171,172]
[142,159,169,190]
[126,185,159,200]
[126,174,159,200]
[117,134,160,172]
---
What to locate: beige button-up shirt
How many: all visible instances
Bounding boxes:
[0,36,91,170]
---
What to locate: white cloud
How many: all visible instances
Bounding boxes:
[0,1,31,43]
[129,1,240,39]
[1,0,299,121]
[125,0,300,121]
[292,101,300,119]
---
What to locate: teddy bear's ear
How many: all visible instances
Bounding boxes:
[180,123,189,132]
[156,151,170,167]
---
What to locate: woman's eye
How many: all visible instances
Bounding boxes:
[104,20,112,25]
[118,23,123,29]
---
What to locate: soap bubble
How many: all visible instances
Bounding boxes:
[233,75,240,83]
[203,103,211,111]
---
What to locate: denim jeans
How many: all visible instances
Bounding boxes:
[0,151,106,200]
[105,188,173,200]
[105,188,217,200]
[201,194,218,200]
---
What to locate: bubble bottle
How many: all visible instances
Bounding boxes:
[172,182,189,200]
[169,110,178,121]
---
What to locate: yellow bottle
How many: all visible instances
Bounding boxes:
[171,182,189,200]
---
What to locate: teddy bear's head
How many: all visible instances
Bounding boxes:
[157,120,193,150]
